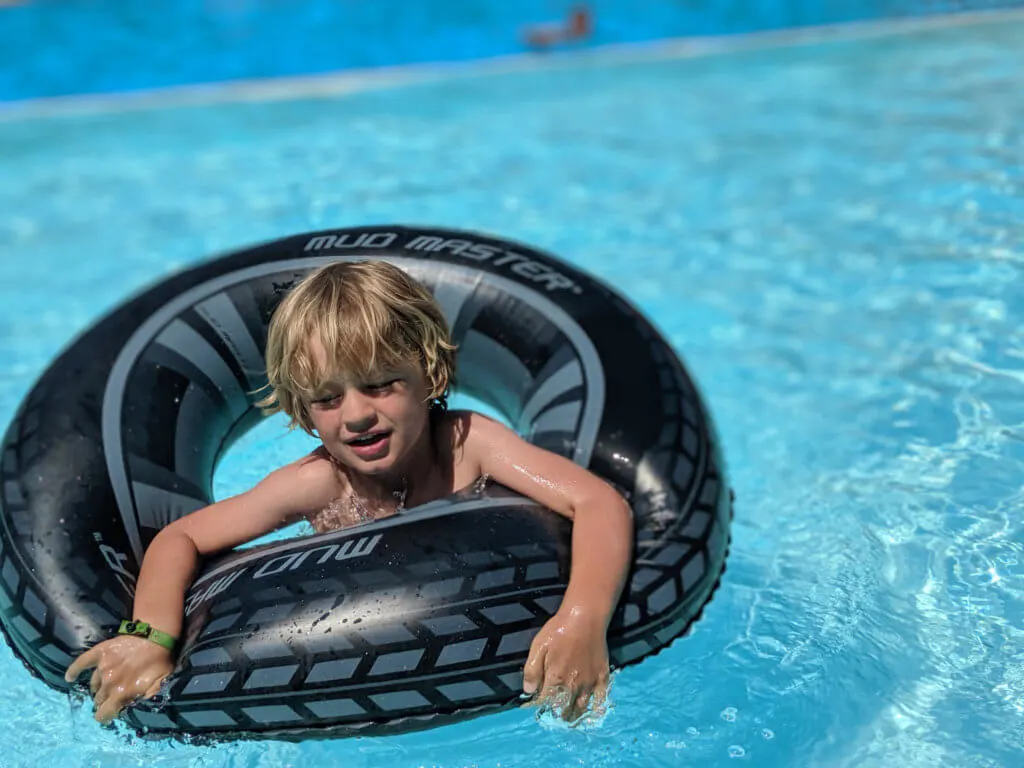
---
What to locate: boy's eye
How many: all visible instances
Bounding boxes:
[365,378,399,392]
[312,393,340,406]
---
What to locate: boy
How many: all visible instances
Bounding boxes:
[65,260,633,726]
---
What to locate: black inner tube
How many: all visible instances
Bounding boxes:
[0,226,732,740]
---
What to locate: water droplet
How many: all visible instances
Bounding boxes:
[728,745,745,758]
[721,707,737,722]
[473,474,491,494]
[761,729,774,740]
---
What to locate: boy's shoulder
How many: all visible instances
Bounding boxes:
[441,409,518,451]
[271,446,344,494]
[245,446,344,520]
[288,445,335,472]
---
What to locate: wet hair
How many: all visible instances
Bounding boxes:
[256,260,457,435]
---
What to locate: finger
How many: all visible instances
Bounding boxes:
[522,641,548,697]
[144,674,166,700]
[65,647,99,683]
[94,689,127,726]
[92,675,113,712]
[566,687,594,722]
[96,680,134,725]
[89,669,102,696]
[536,674,568,712]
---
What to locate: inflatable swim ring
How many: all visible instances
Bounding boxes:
[0,226,732,740]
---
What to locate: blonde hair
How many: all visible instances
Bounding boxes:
[256,259,457,435]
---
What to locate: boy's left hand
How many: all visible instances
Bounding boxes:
[522,605,610,721]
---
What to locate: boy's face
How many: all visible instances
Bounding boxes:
[303,338,433,479]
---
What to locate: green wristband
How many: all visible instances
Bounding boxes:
[117,619,177,652]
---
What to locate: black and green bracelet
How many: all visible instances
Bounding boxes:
[117,619,177,652]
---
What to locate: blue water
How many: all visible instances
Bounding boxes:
[1,0,1020,100]
[2,14,1024,767]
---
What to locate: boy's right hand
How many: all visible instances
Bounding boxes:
[64,636,175,724]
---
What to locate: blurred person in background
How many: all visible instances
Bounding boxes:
[523,4,593,50]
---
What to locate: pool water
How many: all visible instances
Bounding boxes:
[2,13,1023,768]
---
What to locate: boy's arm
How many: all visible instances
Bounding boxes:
[463,413,634,717]
[65,452,338,723]
[129,452,336,639]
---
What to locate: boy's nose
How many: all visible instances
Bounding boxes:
[342,393,377,432]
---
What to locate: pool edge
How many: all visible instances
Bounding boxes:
[2,6,1022,123]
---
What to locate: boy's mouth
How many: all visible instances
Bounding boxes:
[346,430,390,446]
[345,431,392,457]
